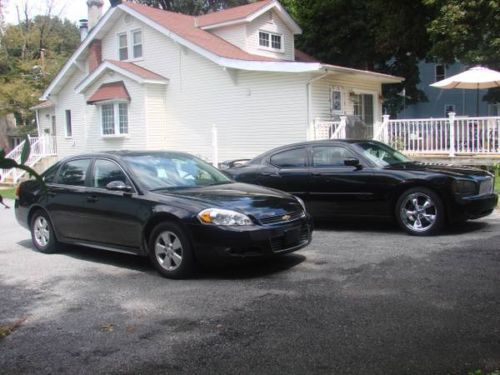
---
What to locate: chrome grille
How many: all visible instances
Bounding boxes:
[260,210,305,225]
[479,178,493,195]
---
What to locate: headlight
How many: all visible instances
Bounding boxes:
[295,196,307,213]
[452,180,477,196]
[198,208,254,226]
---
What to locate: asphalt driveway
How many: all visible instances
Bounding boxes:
[0,200,499,374]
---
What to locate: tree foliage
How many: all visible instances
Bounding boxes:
[0,14,79,131]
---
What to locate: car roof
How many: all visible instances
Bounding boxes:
[60,150,195,162]
[250,139,376,162]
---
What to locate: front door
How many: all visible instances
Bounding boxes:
[353,93,375,138]
[84,158,143,250]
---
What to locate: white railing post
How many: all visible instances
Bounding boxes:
[339,115,347,138]
[211,124,219,168]
[382,115,390,143]
[448,112,456,157]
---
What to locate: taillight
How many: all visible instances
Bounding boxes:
[15,184,21,199]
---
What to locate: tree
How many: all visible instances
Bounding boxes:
[0,3,80,132]
[424,0,500,103]
[127,0,255,15]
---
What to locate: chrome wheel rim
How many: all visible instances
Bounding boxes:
[155,231,183,271]
[34,216,50,248]
[400,193,437,233]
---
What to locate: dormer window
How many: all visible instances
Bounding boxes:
[259,30,283,52]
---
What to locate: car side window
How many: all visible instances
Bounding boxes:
[93,159,130,189]
[57,159,91,186]
[270,148,306,168]
[312,146,355,167]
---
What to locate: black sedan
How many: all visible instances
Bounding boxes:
[15,151,312,278]
[225,140,498,236]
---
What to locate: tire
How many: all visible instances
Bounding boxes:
[395,187,445,236]
[148,222,195,279]
[30,210,58,253]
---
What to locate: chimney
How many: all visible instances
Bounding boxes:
[88,40,102,72]
[79,19,89,41]
[87,0,104,30]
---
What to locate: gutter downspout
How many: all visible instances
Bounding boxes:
[306,69,329,140]
[35,109,41,138]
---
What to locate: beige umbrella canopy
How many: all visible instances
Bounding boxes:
[430,66,500,115]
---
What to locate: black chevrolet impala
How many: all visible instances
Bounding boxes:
[15,151,312,278]
[225,140,498,235]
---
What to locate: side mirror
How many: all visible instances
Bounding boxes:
[106,180,132,192]
[344,158,362,169]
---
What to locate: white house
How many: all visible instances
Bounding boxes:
[33,0,402,163]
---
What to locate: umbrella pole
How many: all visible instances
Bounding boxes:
[476,84,479,116]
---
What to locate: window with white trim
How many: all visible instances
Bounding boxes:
[259,30,283,52]
[132,30,143,59]
[118,33,128,61]
[330,86,343,113]
[65,110,72,137]
[100,102,129,136]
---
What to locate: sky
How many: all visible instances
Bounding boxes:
[2,0,111,25]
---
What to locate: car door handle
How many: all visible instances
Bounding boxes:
[87,195,98,203]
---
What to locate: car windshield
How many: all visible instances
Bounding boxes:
[352,141,411,167]
[123,153,231,190]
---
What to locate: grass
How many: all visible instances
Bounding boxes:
[495,177,500,194]
[0,187,16,200]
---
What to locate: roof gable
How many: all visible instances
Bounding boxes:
[75,60,168,94]
[87,81,131,104]
[196,0,302,34]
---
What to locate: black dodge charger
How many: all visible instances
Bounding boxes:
[225,140,498,235]
[15,151,312,278]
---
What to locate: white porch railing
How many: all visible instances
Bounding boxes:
[0,135,56,184]
[314,113,500,157]
[313,116,347,140]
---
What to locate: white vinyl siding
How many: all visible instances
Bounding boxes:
[211,24,247,51]
[310,75,382,123]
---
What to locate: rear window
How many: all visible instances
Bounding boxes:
[270,148,306,168]
[57,159,91,186]
[42,164,60,184]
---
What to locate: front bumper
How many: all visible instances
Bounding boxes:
[187,215,313,259]
[450,193,498,221]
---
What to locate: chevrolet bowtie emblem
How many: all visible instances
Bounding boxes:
[282,214,291,221]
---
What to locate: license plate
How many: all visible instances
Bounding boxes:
[284,227,301,246]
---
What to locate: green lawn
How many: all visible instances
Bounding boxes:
[496,178,500,194]
[0,187,16,200]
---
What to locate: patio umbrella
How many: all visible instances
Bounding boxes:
[430,66,500,116]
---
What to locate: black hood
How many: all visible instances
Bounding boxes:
[155,182,302,220]
[387,162,492,179]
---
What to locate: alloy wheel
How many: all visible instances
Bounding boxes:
[154,231,183,271]
[33,216,50,248]
[400,192,437,233]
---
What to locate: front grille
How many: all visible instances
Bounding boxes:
[479,178,494,195]
[270,226,310,253]
[260,210,305,225]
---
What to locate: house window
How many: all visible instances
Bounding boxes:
[100,102,129,136]
[65,110,72,137]
[259,30,283,52]
[132,30,143,59]
[119,33,128,61]
[435,64,445,82]
[331,86,343,113]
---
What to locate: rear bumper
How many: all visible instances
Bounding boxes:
[187,215,313,259]
[451,193,498,221]
[14,200,30,230]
